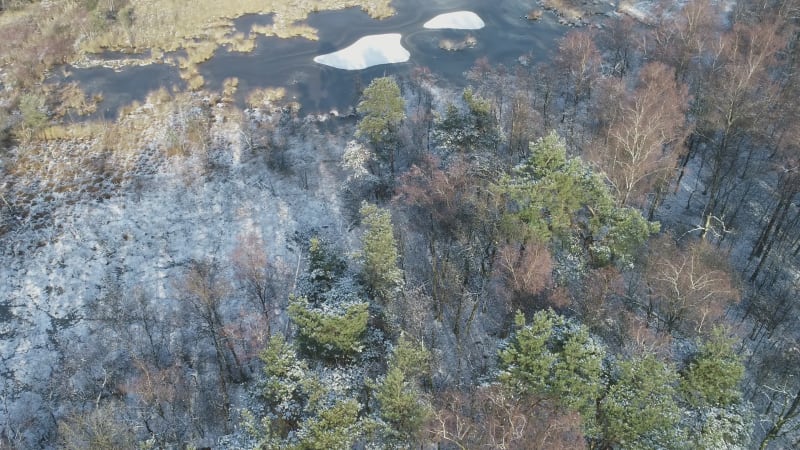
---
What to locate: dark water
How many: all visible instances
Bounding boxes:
[63,0,567,116]
[66,64,185,117]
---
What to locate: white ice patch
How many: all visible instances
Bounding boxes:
[313,33,410,70]
[423,11,485,30]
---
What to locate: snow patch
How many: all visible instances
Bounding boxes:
[423,11,485,30]
[313,33,410,70]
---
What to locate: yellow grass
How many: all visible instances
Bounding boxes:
[221,33,257,53]
[542,0,585,20]
[83,0,395,53]
[185,41,219,65]
[222,78,240,99]
[36,123,107,142]
[146,87,174,106]
[246,87,287,108]
[7,91,231,196]
[186,74,205,91]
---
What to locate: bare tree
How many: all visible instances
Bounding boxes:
[692,20,786,231]
[428,387,586,449]
[597,15,639,77]
[231,231,288,330]
[590,62,690,207]
[553,30,601,142]
[57,403,136,450]
[645,235,740,335]
[649,0,721,83]
[176,260,243,429]
[493,240,554,314]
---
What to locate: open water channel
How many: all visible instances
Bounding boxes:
[63,0,574,117]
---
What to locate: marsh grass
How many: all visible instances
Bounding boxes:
[185,41,219,66]
[36,122,107,142]
[542,0,586,20]
[246,87,287,108]
[186,74,205,91]
[53,83,102,119]
[84,0,394,53]
[0,1,85,86]
[221,33,257,53]
[6,90,225,200]
[222,78,240,101]
[0,0,394,93]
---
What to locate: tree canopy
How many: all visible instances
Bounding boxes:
[356,76,405,174]
[498,131,659,265]
[359,202,403,302]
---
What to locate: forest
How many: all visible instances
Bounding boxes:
[1,0,800,448]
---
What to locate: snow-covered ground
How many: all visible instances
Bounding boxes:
[423,11,485,30]
[313,33,410,70]
[0,100,355,444]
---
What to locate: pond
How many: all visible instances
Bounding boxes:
[63,0,570,117]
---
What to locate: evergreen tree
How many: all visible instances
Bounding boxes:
[292,399,361,450]
[390,334,431,382]
[499,310,558,394]
[356,77,405,174]
[675,326,751,449]
[375,334,431,443]
[595,354,683,449]
[288,296,369,359]
[258,334,324,423]
[551,323,605,419]
[434,87,502,152]
[360,202,403,302]
[499,310,604,423]
[307,236,346,298]
[680,326,745,408]
[246,336,365,449]
[498,131,658,265]
[375,366,429,441]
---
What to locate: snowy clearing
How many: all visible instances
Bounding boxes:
[0,100,356,443]
[423,11,485,30]
[313,33,410,70]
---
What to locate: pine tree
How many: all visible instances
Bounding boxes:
[288,296,369,359]
[375,334,431,443]
[433,88,503,152]
[292,399,361,450]
[499,310,558,395]
[499,310,604,422]
[356,77,405,174]
[680,326,744,408]
[306,236,346,299]
[596,354,683,449]
[375,366,429,440]
[498,131,658,265]
[246,336,364,449]
[360,202,403,302]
